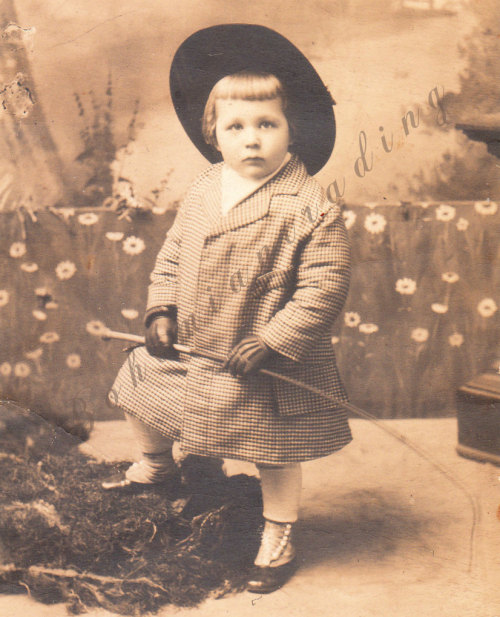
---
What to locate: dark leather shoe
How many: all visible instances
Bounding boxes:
[246,557,298,594]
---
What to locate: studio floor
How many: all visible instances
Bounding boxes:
[1,416,499,617]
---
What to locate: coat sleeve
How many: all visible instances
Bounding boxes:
[144,208,183,325]
[144,166,215,325]
[258,204,351,363]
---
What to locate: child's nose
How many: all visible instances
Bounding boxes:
[244,127,260,147]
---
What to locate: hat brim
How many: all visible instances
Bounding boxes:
[169,24,335,176]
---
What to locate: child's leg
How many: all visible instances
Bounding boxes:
[258,463,302,523]
[124,413,176,484]
[253,463,301,567]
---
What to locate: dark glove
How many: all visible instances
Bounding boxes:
[223,335,273,377]
[145,316,178,359]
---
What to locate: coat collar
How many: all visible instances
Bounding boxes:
[201,154,308,237]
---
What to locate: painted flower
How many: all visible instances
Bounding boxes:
[364,212,387,234]
[32,309,47,321]
[449,333,464,347]
[57,207,75,221]
[9,242,26,258]
[105,231,124,242]
[395,278,417,295]
[55,260,76,281]
[20,262,38,273]
[14,362,31,378]
[25,348,43,360]
[123,235,145,256]
[420,202,431,209]
[342,210,356,230]
[441,272,459,284]
[364,202,378,209]
[0,290,10,307]
[0,362,12,377]
[456,217,469,231]
[331,336,339,345]
[85,320,107,336]
[39,331,60,344]
[66,353,81,369]
[45,301,59,310]
[477,298,498,318]
[35,287,50,297]
[435,204,456,222]
[344,312,361,328]
[359,323,379,334]
[474,200,498,216]
[411,328,429,343]
[78,212,99,226]
[121,308,139,320]
[431,303,448,314]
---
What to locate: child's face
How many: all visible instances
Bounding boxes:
[214,97,291,180]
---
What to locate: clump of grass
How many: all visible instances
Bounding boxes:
[0,404,262,614]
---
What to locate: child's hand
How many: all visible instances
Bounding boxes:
[224,335,272,377]
[145,316,178,359]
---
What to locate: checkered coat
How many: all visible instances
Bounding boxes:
[110,155,352,464]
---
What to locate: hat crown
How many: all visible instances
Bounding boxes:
[170,24,335,175]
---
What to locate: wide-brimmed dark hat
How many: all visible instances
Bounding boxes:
[170,24,335,175]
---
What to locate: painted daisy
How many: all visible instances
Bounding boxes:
[66,353,81,369]
[342,210,356,230]
[14,362,31,378]
[20,262,38,273]
[35,287,50,297]
[456,217,469,231]
[32,309,47,321]
[121,308,139,320]
[331,336,340,345]
[431,303,448,314]
[105,231,124,242]
[122,236,146,256]
[78,212,99,226]
[359,323,379,334]
[474,200,498,216]
[85,320,107,336]
[57,207,75,221]
[364,212,387,234]
[39,331,60,344]
[0,290,10,307]
[0,362,12,377]
[9,242,26,258]
[435,204,456,222]
[441,272,459,284]
[449,333,464,347]
[395,278,417,295]
[411,328,429,343]
[55,260,77,281]
[477,298,498,318]
[25,348,43,360]
[344,312,361,328]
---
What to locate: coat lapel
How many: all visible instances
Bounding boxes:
[204,155,308,238]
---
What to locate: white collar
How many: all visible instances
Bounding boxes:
[220,152,292,215]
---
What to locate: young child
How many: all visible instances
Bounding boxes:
[106,24,352,593]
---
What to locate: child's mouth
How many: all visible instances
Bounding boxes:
[243,157,264,163]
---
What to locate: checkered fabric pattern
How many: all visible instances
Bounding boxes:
[111,155,353,464]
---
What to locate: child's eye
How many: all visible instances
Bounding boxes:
[260,121,276,129]
[228,123,243,131]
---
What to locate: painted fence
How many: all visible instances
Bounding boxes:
[0,200,498,423]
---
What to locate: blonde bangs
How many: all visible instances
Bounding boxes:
[202,71,289,148]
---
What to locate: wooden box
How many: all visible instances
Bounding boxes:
[456,369,500,466]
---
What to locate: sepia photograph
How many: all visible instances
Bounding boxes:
[0,1,499,615]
